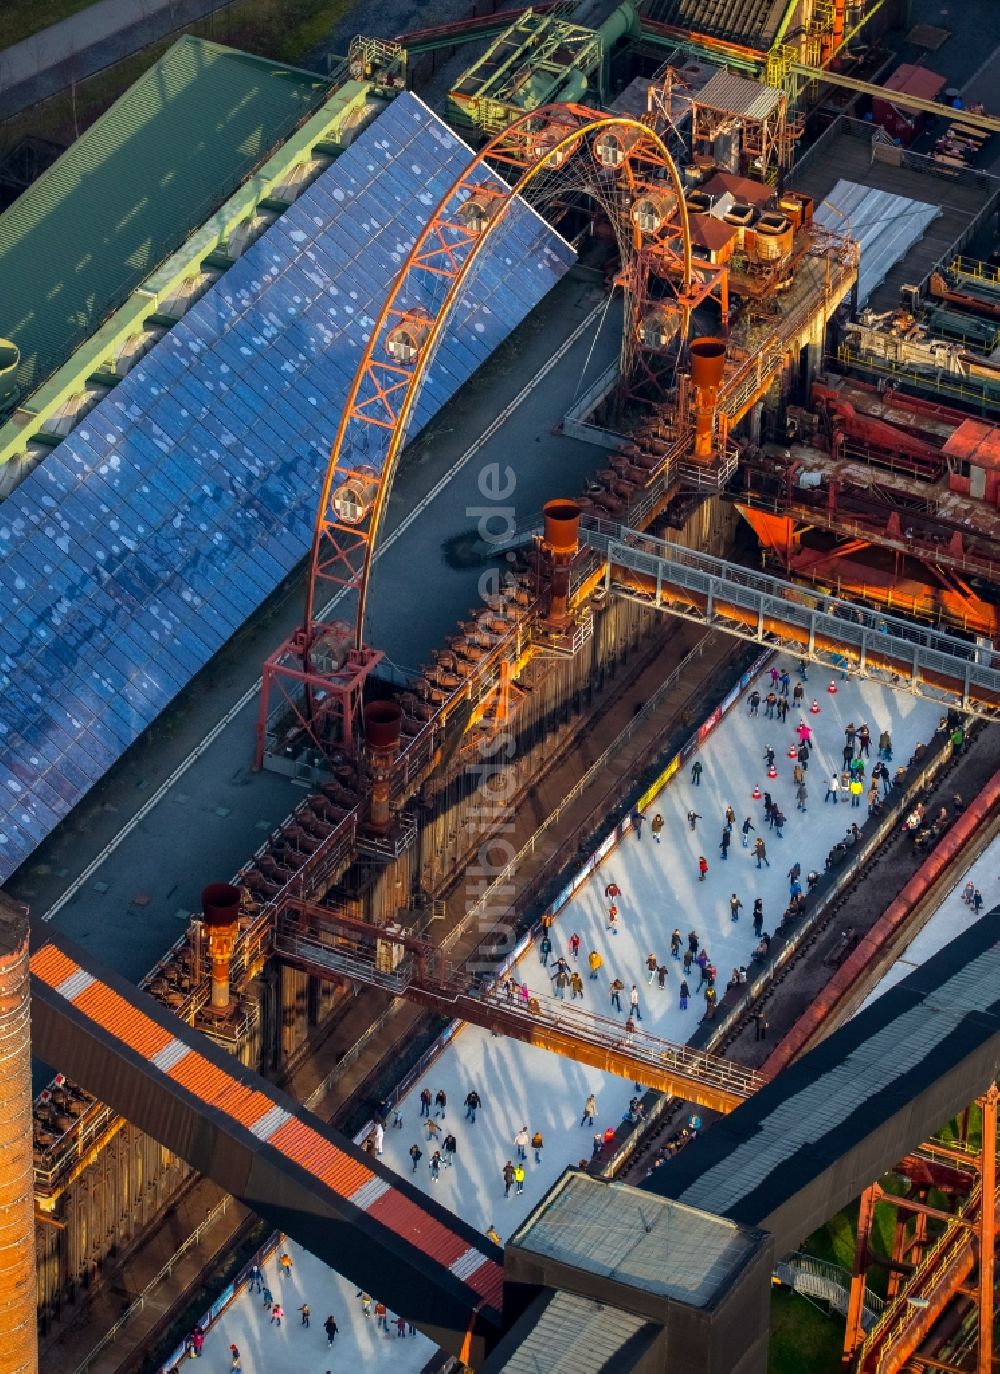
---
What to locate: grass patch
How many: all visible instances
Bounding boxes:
[769,1289,844,1374]
[3,0,99,50]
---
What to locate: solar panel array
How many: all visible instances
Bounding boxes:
[0,92,575,882]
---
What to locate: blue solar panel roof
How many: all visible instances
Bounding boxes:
[0,92,574,882]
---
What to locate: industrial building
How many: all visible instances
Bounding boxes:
[0,0,999,1371]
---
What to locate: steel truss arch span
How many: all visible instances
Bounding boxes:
[304,105,693,651]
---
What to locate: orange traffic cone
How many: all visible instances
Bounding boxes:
[787,745,798,758]
[828,680,837,694]
[752,784,761,800]
[810,699,820,714]
[767,764,777,779]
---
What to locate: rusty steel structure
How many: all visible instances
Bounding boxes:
[274,897,764,1113]
[843,1108,1000,1374]
[0,897,36,1374]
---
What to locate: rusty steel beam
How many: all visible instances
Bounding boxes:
[978,1085,997,1374]
[0,897,36,1374]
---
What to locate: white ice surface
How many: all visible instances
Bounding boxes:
[200,665,939,1372]
[856,832,1000,1015]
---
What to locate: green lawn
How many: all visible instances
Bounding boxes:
[769,1289,844,1374]
[3,0,99,50]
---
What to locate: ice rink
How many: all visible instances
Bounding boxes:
[199,662,941,1372]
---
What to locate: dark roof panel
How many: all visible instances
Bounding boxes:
[0,35,330,411]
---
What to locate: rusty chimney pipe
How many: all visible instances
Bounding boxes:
[201,883,241,1011]
[542,498,581,629]
[364,701,403,833]
[689,337,726,462]
[0,896,37,1374]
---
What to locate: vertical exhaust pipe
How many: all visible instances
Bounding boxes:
[542,499,581,628]
[364,702,403,833]
[201,883,242,1011]
[689,337,726,462]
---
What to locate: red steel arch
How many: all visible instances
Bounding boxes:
[257,105,692,767]
[305,105,693,645]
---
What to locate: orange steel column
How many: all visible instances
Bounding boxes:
[0,897,37,1374]
[978,1084,998,1374]
[201,883,241,1011]
[689,337,726,462]
[542,498,581,628]
[843,1182,877,1370]
[364,701,403,833]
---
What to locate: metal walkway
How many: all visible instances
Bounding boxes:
[28,924,504,1364]
[275,901,763,1115]
[580,520,1000,718]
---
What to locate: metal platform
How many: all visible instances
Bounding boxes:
[275,899,764,1114]
[579,520,1000,717]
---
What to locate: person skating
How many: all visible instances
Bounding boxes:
[780,669,790,697]
[671,928,682,957]
[230,1345,241,1373]
[792,681,804,707]
[748,689,761,716]
[752,898,764,936]
[765,690,777,718]
[607,902,619,934]
[849,777,863,807]
[358,1292,373,1317]
[539,934,552,966]
[651,813,665,842]
[581,1093,597,1126]
[629,984,642,1022]
[773,807,786,838]
[741,816,754,848]
[485,1225,501,1246]
[682,948,694,976]
[679,979,689,1010]
[720,826,731,860]
[588,949,603,979]
[656,964,668,989]
[729,893,743,923]
[691,760,703,785]
[688,929,699,955]
[646,952,658,983]
[754,836,770,869]
[879,729,892,760]
[725,804,736,828]
[696,950,709,988]
[514,1126,529,1160]
[425,1117,441,1142]
[429,1150,442,1182]
[299,1303,311,1328]
[270,1303,284,1328]
[858,723,871,756]
[531,1130,544,1164]
[396,1315,408,1337]
[570,971,584,998]
[375,1302,389,1332]
[825,774,839,803]
[443,1133,457,1167]
[610,977,624,1012]
[632,809,644,838]
[762,744,775,769]
[324,1315,338,1346]
[698,855,709,881]
[687,809,701,831]
[569,932,581,958]
[464,1090,481,1122]
[279,1251,293,1279]
[261,1286,274,1310]
[795,781,807,812]
[419,1087,432,1117]
[551,965,571,999]
[503,1160,515,1198]
[514,1163,526,1195]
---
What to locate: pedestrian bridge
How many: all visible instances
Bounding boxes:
[274,899,764,1115]
[578,521,1000,719]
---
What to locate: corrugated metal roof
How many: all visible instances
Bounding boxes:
[942,418,1000,468]
[644,0,788,47]
[494,1291,650,1373]
[509,1172,762,1308]
[694,68,782,120]
[813,178,940,306]
[0,35,329,412]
